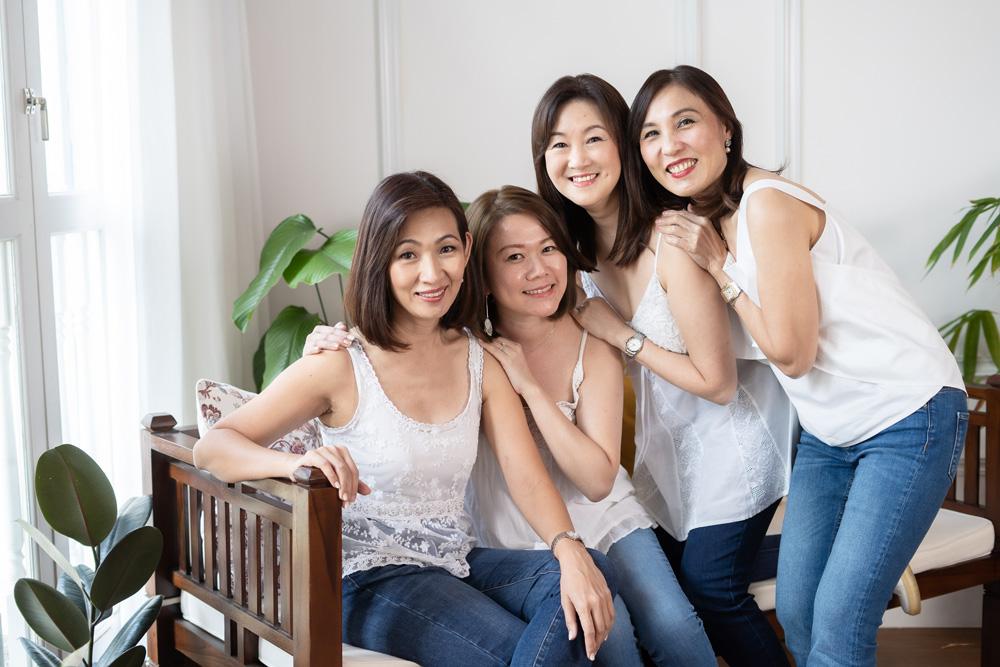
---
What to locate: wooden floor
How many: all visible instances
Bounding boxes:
[718,628,981,666]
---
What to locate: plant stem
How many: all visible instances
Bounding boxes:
[317,227,331,240]
[315,284,329,325]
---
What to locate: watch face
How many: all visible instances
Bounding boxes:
[626,338,640,353]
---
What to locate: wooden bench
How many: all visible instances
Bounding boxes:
[143,382,1000,665]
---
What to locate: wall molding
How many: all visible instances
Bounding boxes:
[776,0,802,179]
[673,0,702,66]
[374,0,401,178]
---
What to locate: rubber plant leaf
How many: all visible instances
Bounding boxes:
[34,444,116,547]
[106,646,146,667]
[96,595,163,667]
[16,519,83,589]
[99,496,153,561]
[18,638,60,667]
[261,305,323,389]
[233,214,318,331]
[13,579,89,651]
[89,526,163,612]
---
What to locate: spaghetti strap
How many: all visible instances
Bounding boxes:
[742,179,826,210]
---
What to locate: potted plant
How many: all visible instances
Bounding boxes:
[927,196,1000,383]
[15,444,163,667]
[231,214,356,389]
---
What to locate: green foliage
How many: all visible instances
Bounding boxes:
[234,215,357,390]
[928,197,1000,382]
[15,445,163,667]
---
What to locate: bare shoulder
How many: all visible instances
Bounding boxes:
[583,331,624,372]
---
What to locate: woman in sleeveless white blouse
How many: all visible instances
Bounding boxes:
[641,66,968,667]
[193,171,616,666]
[533,75,792,666]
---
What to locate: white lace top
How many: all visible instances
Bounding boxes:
[723,179,964,446]
[582,239,795,540]
[320,332,483,578]
[466,331,655,553]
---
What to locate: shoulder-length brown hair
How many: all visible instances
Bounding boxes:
[345,171,479,351]
[465,185,592,339]
[620,66,762,264]
[531,74,638,267]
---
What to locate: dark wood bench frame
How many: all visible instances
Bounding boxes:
[142,383,1000,666]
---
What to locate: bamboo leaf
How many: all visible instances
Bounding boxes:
[927,217,969,270]
[261,306,323,389]
[232,214,318,332]
[962,315,981,382]
[967,241,1000,288]
[947,324,962,353]
[967,207,1000,260]
[16,519,84,589]
[981,311,1000,369]
[951,204,984,264]
[14,579,89,651]
[34,444,117,546]
[283,229,357,288]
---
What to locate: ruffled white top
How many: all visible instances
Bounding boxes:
[722,179,964,446]
[582,240,795,541]
[320,332,482,578]
[466,330,655,553]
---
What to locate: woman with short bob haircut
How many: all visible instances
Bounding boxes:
[532,73,794,666]
[195,171,616,666]
[637,65,968,667]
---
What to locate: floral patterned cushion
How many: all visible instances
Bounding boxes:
[195,379,322,454]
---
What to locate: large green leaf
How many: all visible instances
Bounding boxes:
[35,444,116,546]
[981,311,1000,369]
[89,526,163,612]
[232,214,318,331]
[14,579,89,651]
[252,330,267,392]
[96,596,162,667]
[106,646,146,667]
[16,519,83,589]
[99,496,153,562]
[962,314,982,383]
[19,638,60,667]
[261,306,323,389]
[283,229,357,288]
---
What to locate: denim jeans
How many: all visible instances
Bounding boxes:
[657,501,790,667]
[597,527,716,666]
[342,547,616,666]
[776,387,969,667]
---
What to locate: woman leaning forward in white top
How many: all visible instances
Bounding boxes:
[195,171,615,666]
[308,185,717,666]
[637,66,969,667]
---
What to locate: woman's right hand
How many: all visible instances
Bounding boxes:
[553,539,615,661]
[482,337,540,397]
[289,444,372,507]
[302,322,354,356]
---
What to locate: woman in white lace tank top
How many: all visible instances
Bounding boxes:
[638,67,968,667]
[193,172,616,666]
[531,75,793,666]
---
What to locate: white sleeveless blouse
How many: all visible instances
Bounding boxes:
[582,241,795,541]
[320,333,483,578]
[466,331,655,553]
[722,179,964,446]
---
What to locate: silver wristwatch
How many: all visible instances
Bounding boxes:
[624,331,646,358]
[550,530,584,553]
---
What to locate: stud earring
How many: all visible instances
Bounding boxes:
[724,137,732,154]
[484,299,494,337]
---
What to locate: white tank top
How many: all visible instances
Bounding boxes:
[466,330,655,553]
[723,179,965,446]
[320,332,483,577]
[582,241,795,541]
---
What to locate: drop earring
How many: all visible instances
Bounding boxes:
[724,137,732,154]
[484,299,494,337]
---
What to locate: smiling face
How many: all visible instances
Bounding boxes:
[388,207,472,326]
[544,99,621,213]
[485,213,568,320]
[639,84,732,199]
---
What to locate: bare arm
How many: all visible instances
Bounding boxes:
[193,352,369,503]
[481,354,614,660]
[482,334,623,501]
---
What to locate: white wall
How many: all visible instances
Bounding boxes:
[239,0,1000,626]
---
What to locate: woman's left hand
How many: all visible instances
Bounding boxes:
[655,207,728,277]
[572,297,632,349]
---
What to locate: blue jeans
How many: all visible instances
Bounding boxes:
[343,547,617,666]
[657,501,790,667]
[597,527,716,666]
[776,387,969,667]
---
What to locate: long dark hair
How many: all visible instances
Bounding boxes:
[620,66,756,265]
[465,185,592,338]
[531,74,637,267]
[345,171,479,351]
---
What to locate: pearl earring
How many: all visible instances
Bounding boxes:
[724,138,732,154]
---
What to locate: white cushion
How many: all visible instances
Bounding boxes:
[180,592,418,667]
[749,505,995,612]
